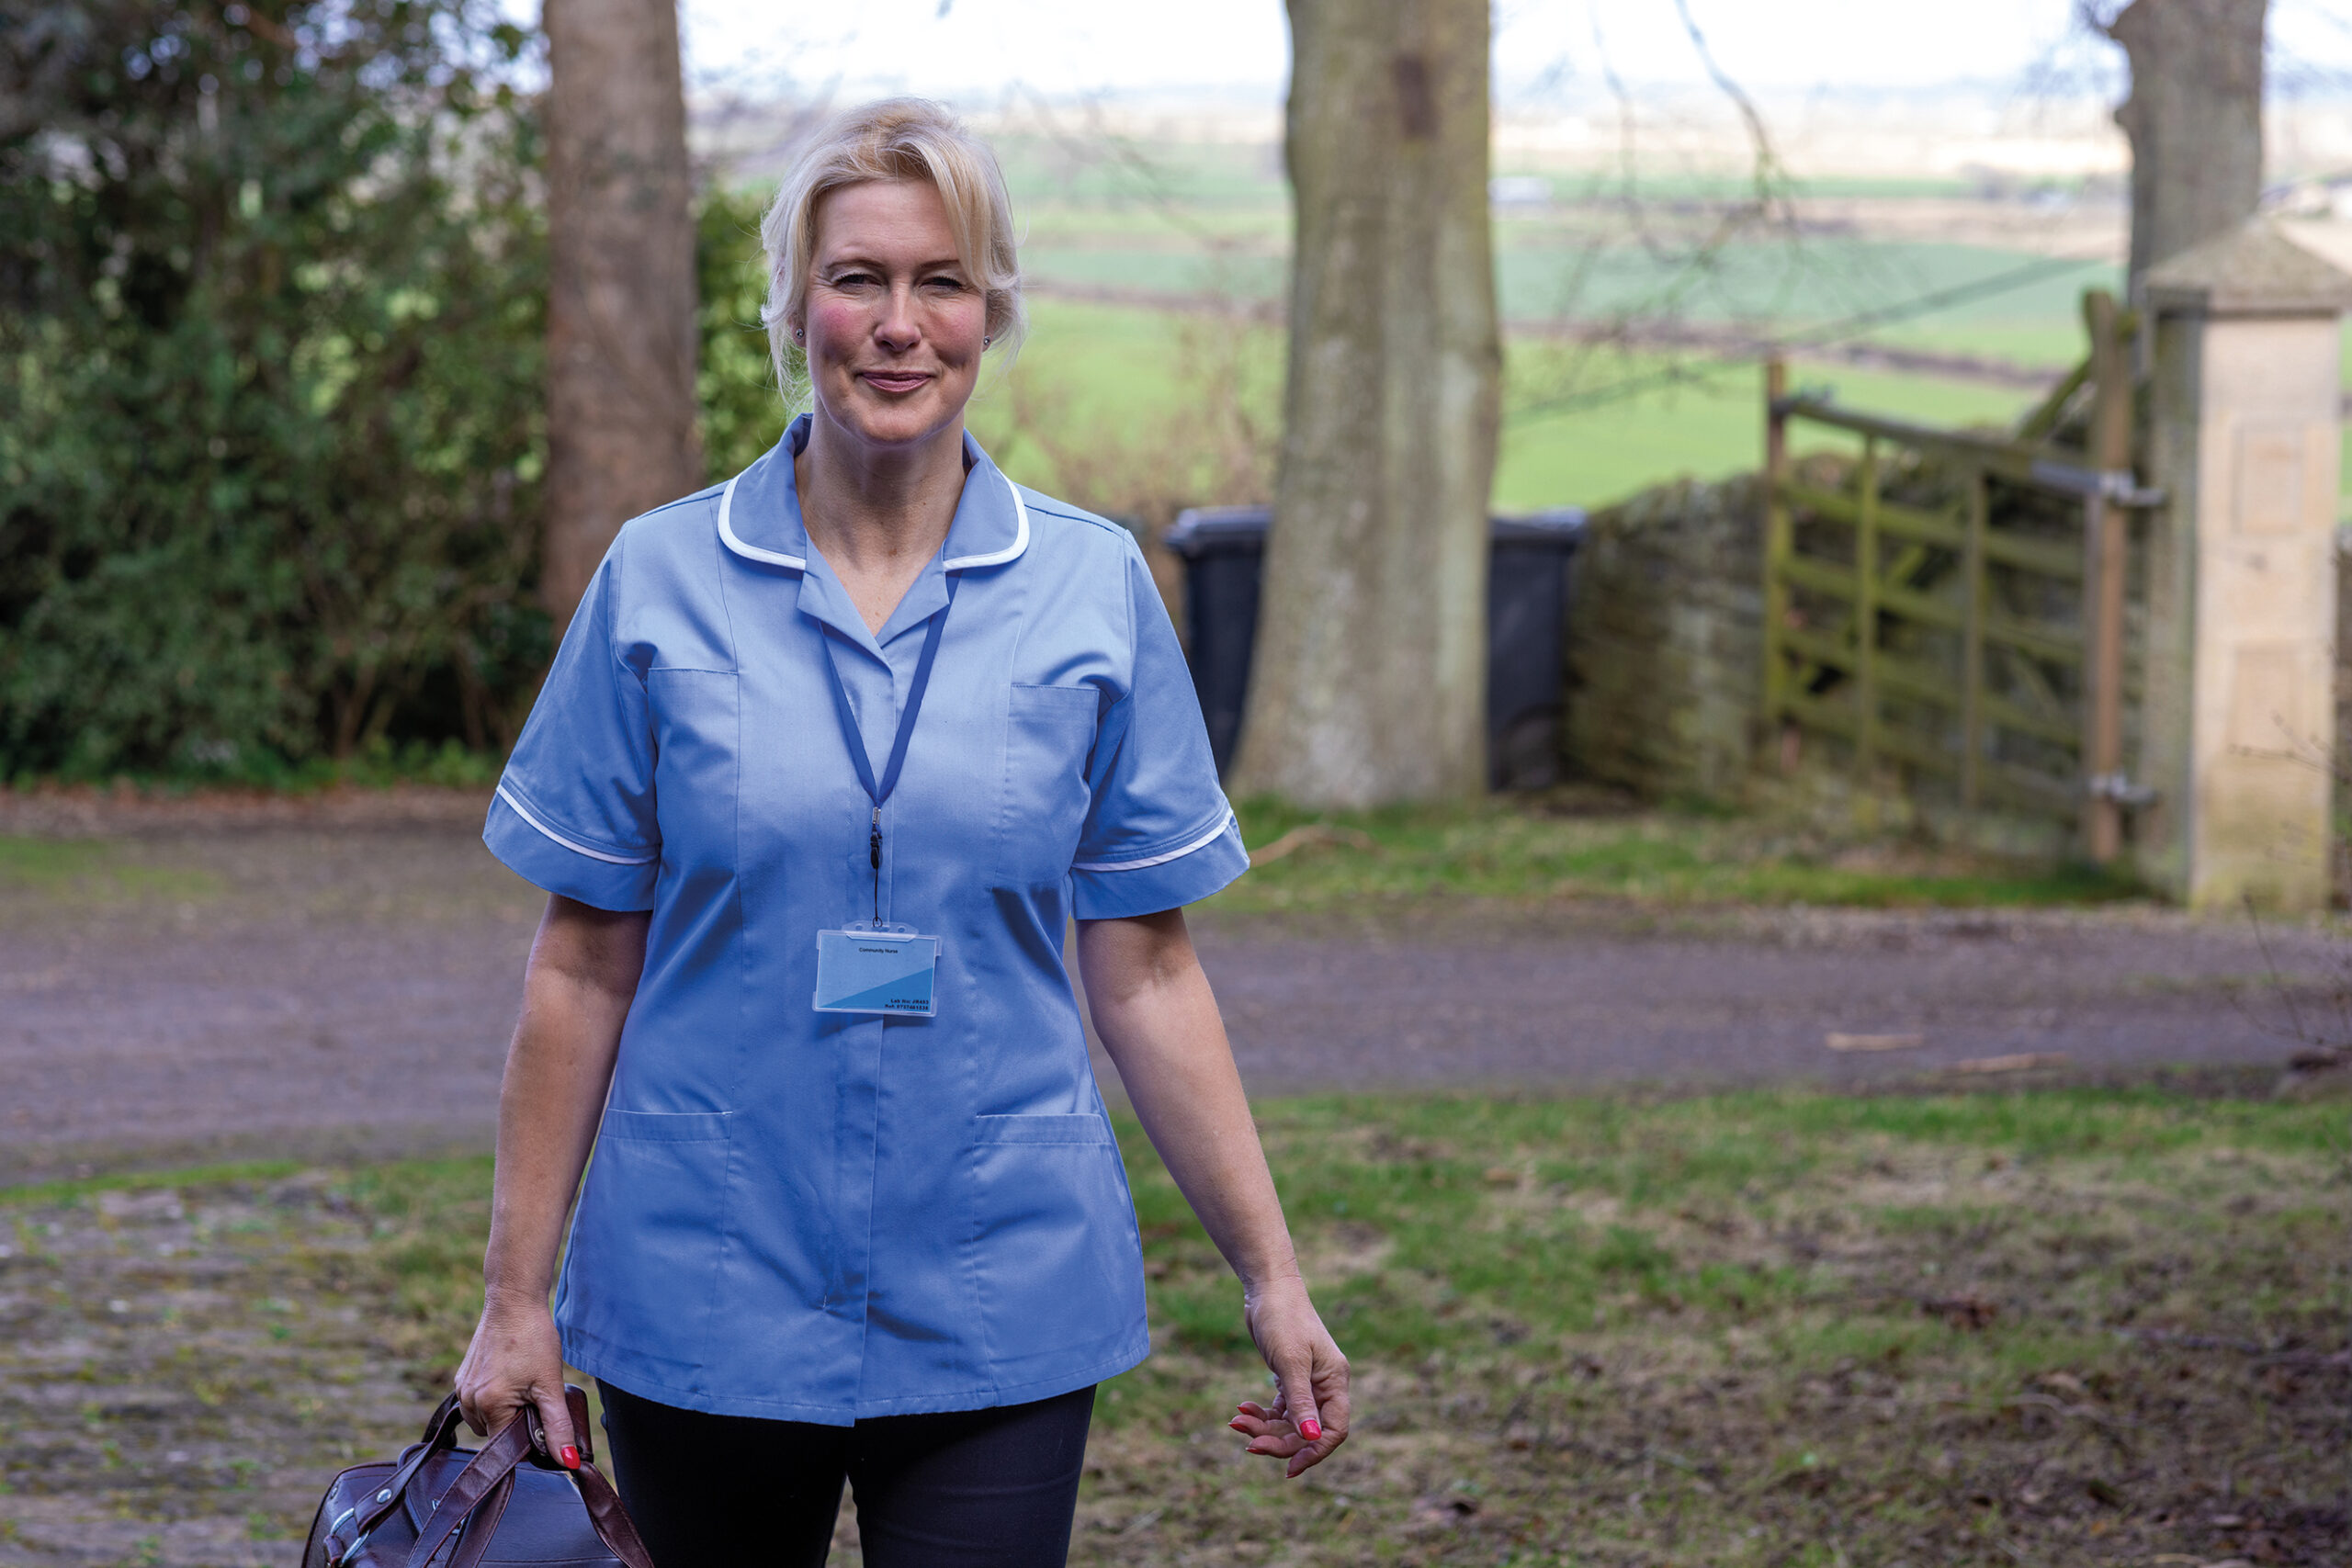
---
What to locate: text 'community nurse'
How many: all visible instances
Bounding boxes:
[454,97,1350,1567]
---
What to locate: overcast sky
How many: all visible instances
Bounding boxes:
[671,0,2352,103]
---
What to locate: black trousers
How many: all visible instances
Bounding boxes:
[597,1380,1093,1568]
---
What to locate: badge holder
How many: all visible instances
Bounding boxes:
[813,921,941,1018]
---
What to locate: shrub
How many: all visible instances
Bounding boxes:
[0,0,548,779]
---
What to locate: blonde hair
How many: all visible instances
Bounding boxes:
[759,98,1025,408]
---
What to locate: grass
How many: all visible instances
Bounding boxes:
[1208,796,2144,918]
[0,836,220,901]
[1098,1089,2346,1565]
[1,1088,2342,1565]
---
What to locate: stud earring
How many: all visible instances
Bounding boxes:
[983,335,992,347]
[793,328,805,343]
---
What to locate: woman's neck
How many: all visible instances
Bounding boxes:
[795,411,968,633]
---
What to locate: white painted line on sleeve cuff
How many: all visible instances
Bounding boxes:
[1071,811,1238,874]
[495,784,659,866]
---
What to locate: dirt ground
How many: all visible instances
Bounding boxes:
[1,1096,2341,1568]
[0,788,2340,1183]
[0,789,2343,1568]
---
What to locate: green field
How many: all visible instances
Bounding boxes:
[941,140,2109,516]
[963,297,2041,514]
[4,1088,2340,1565]
[702,139,2352,532]
[960,133,2352,521]
[992,135,2116,365]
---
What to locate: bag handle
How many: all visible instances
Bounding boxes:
[445,1471,517,1568]
[416,1394,469,1450]
[525,1397,656,1568]
[328,1395,470,1560]
[400,1412,535,1568]
[401,1389,653,1568]
[560,1385,594,1465]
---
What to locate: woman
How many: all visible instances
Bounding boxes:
[455,99,1348,1566]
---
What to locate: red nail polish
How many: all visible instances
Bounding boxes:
[1299,1419,1322,1441]
[560,1445,580,1470]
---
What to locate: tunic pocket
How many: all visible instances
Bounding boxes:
[966,1113,1148,1382]
[558,1110,736,1387]
[996,684,1101,888]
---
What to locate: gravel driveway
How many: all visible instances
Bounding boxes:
[2,790,2339,1182]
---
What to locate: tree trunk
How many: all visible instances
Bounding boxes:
[1232,0,1501,807]
[542,0,703,637]
[2107,0,2267,284]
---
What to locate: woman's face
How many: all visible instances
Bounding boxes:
[797,178,989,454]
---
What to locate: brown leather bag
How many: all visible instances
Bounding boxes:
[300,1386,654,1568]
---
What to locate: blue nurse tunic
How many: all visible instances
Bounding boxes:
[483,415,1249,1424]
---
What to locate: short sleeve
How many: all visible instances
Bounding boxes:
[1069,538,1250,919]
[482,548,661,911]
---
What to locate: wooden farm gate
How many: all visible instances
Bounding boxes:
[1758,291,2163,857]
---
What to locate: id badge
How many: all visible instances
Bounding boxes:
[813,923,940,1017]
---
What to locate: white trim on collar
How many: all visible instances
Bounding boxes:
[716,470,803,569]
[716,466,1029,572]
[944,474,1029,570]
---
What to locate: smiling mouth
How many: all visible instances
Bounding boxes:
[859,369,933,394]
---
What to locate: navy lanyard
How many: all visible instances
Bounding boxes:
[819,573,960,922]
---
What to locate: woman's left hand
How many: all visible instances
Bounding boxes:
[1230,1274,1350,1479]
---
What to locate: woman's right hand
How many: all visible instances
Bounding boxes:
[453,1289,581,1469]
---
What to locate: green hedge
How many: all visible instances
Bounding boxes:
[0,1,552,782]
[0,5,797,784]
[2,0,550,784]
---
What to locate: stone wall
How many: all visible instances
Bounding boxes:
[1562,472,1766,802]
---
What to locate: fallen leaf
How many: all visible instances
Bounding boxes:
[1922,1293,1999,1329]
[1248,823,1377,867]
[1409,1495,1481,1524]
[1951,1052,2070,1074]
[1826,1032,1925,1052]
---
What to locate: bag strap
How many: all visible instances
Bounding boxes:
[417,1394,468,1450]
[400,1416,534,1568]
[445,1471,517,1568]
[524,1399,655,1568]
[567,1460,657,1568]
[401,1390,653,1568]
[562,1385,595,1465]
[336,1396,469,1553]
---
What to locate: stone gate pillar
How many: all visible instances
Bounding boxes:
[2140,220,2352,911]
